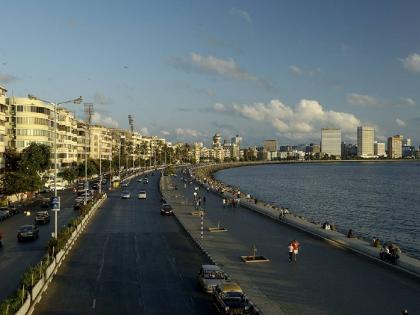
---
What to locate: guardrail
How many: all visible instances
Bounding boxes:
[3,194,107,315]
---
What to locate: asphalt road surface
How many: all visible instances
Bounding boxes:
[0,190,78,300]
[33,173,214,315]
[168,172,420,315]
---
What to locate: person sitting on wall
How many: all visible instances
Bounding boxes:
[322,222,331,230]
[372,237,380,248]
[347,229,355,238]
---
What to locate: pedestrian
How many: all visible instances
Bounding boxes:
[203,196,206,204]
[279,208,284,220]
[292,239,300,262]
[288,242,294,263]
[222,198,226,208]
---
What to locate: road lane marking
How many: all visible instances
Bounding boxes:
[92,298,96,309]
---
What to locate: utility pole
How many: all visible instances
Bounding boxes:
[84,103,94,205]
[128,115,134,172]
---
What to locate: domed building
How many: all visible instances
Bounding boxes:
[212,132,222,148]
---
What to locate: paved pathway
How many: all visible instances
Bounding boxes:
[162,174,420,315]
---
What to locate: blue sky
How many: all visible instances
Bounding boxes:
[1,0,419,146]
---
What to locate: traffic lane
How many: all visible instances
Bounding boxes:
[0,189,79,300]
[178,176,420,315]
[33,175,213,315]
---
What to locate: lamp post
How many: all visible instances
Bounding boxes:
[28,94,82,239]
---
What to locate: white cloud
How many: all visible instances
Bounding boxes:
[170,52,257,81]
[231,8,253,25]
[91,112,119,128]
[175,128,200,138]
[401,53,420,73]
[220,99,361,141]
[0,73,18,83]
[160,130,170,136]
[399,97,416,106]
[140,127,149,135]
[213,103,226,112]
[289,65,303,76]
[347,93,379,106]
[396,118,406,127]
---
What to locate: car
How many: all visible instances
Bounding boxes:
[121,181,129,187]
[0,207,11,218]
[0,210,8,221]
[137,178,143,182]
[138,190,147,199]
[121,191,131,199]
[17,225,39,242]
[143,178,149,184]
[198,265,229,293]
[213,282,251,315]
[35,211,50,225]
[160,203,173,215]
[49,184,66,192]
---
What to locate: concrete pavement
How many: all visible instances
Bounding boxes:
[33,173,214,315]
[162,173,420,315]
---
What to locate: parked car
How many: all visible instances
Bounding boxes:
[17,225,39,242]
[49,184,66,192]
[137,178,143,182]
[143,178,149,184]
[0,210,8,221]
[35,211,50,225]
[121,191,131,199]
[0,207,11,218]
[160,204,173,215]
[198,265,229,293]
[138,190,147,199]
[213,282,251,315]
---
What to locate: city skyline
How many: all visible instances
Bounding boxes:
[0,1,419,146]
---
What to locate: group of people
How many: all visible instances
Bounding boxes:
[380,243,401,264]
[222,197,240,208]
[288,239,300,262]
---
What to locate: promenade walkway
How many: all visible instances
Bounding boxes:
[162,174,420,315]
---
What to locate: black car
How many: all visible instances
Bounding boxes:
[17,225,39,242]
[213,282,251,315]
[35,211,50,225]
[160,204,173,215]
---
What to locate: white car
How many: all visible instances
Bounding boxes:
[49,185,66,192]
[138,190,147,199]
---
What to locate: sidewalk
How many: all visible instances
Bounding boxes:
[161,174,420,315]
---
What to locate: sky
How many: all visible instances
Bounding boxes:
[1,0,420,146]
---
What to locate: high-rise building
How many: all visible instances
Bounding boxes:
[357,126,375,158]
[403,138,412,146]
[231,135,242,147]
[387,135,403,159]
[321,128,341,158]
[57,107,79,167]
[374,141,386,157]
[263,139,278,152]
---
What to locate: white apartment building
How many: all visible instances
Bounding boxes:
[321,128,341,158]
[0,86,8,171]
[263,139,278,152]
[357,126,375,158]
[7,96,55,152]
[76,120,88,162]
[89,125,113,161]
[387,135,403,159]
[374,141,386,157]
[57,107,79,167]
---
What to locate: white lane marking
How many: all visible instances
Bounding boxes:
[92,298,96,309]
[96,236,109,282]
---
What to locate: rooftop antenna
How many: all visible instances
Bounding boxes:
[84,103,94,124]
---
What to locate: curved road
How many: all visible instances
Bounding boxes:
[33,174,214,315]
[165,172,420,315]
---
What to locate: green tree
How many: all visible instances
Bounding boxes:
[4,148,21,172]
[59,167,78,184]
[3,172,30,199]
[20,143,51,174]
[77,159,98,178]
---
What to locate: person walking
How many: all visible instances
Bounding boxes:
[288,242,294,263]
[292,239,300,262]
[222,198,226,208]
[203,196,206,205]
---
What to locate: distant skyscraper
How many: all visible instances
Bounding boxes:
[357,126,375,158]
[321,128,341,157]
[231,135,242,147]
[387,135,404,158]
[263,139,278,152]
[374,141,386,157]
[403,138,412,146]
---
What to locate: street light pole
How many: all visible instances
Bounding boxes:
[98,134,102,194]
[27,94,82,239]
